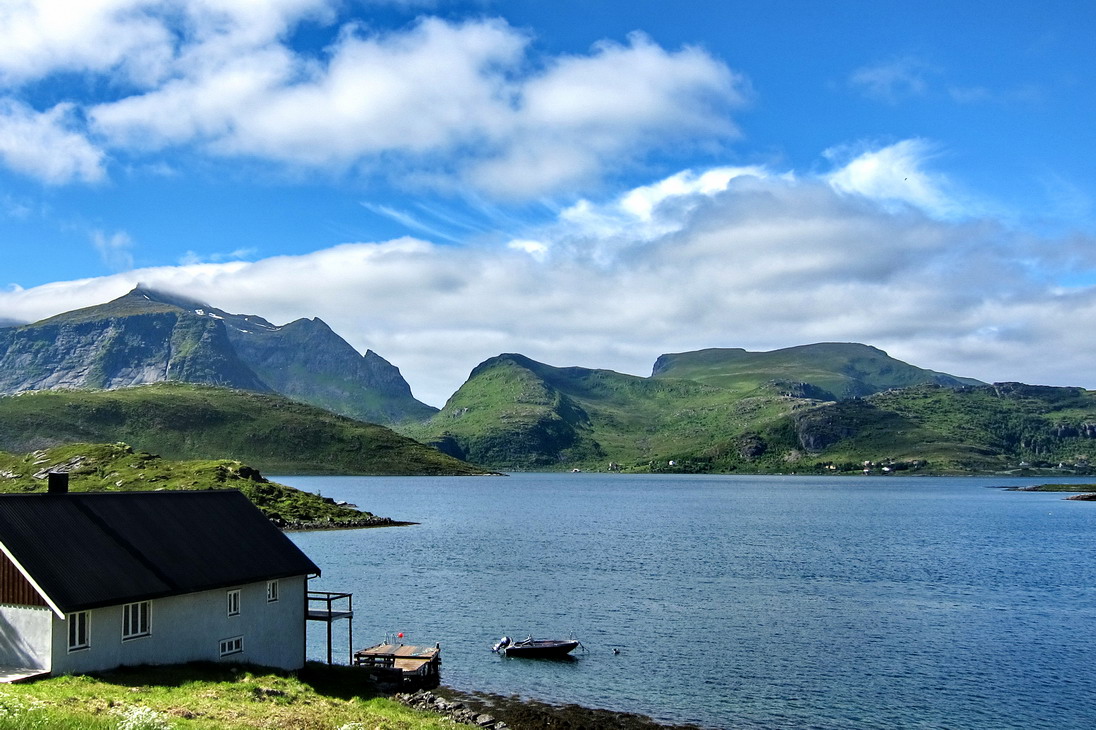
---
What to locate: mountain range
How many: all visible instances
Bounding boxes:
[3,289,1095,475]
[402,351,1096,474]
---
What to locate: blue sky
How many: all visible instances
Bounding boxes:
[1,0,1095,406]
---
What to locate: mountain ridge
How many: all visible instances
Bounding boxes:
[399,348,1096,474]
[0,287,436,425]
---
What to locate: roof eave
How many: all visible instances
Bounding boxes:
[0,539,66,619]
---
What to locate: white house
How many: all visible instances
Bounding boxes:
[0,480,320,679]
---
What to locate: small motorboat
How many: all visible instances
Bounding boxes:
[492,635,581,658]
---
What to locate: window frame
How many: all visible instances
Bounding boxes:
[219,636,243,657]
[227,588,241,617]
[121,601,150,641]
[266,579,279,603]
[67,611,89,652]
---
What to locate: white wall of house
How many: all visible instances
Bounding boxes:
[0,605,52,670]
[49,575,308,675]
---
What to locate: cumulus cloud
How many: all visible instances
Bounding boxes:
[0,3,746,193]
[3,153,1095,406]
[0,98,105,183]
[0,0,174,86]
[85,18,744,196]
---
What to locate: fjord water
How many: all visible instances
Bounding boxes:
[284,473,1096,729]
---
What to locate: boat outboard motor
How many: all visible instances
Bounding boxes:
[492,636,512,653]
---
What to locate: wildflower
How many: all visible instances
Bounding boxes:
[111,704,174,730]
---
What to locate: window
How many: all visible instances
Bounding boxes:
[122,601,150,640]
[67,611,89,652]
[219,636,243,657]
[266,580,279,603]
[227,589,241,616]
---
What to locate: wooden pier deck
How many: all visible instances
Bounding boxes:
[354,643,441,688]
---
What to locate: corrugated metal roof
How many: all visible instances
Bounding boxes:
[0,490,320,613]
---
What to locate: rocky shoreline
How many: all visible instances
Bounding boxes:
[396,687,705,730]
[279,516,418,530]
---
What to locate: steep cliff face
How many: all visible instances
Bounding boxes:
[0,288,436,425]
[222,316,437,423]
[0,309,267,393]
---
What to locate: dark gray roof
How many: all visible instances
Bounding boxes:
[0,490,320,613]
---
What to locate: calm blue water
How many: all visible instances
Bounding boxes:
[281,473,1096,729]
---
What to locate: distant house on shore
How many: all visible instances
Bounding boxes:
[0,475,319,681]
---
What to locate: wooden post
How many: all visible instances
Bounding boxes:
[326,613,333,665]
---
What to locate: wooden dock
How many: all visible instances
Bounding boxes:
[354,642,441,688]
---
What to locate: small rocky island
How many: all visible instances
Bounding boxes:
[1009,483,1096,501]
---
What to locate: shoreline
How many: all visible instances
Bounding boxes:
[398,686,706,730]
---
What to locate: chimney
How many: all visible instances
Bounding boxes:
[47,472,69,494]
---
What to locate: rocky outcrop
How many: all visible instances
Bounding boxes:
[397,690,508,729]
[398,688,701,730]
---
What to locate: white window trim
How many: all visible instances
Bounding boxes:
[266,580,279,603]
[219,635,243,657]
[121,601,150,641]
[67,611,89,652]
[227,589,241,617]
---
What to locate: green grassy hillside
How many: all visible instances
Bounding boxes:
[803,383,1096,473]
[0,442,381,526]
[401,351,1095,475]
[0,383,488,475]
[402,353,806,471]
[651,343,981,399]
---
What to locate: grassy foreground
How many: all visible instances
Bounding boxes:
[0,663,450,730]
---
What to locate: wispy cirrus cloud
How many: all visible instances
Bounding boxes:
[848,56,937,104]
[91,229,135,271]
[823,139,968,219]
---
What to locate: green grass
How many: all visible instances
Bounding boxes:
[0,663,451,730]
[0,443,381,526]
[0,383,488,476]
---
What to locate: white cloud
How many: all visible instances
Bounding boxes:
[0,98,105,183]
[0,0,335,87]
[3,160,1095,406]
[0,0,174,86]
[824,139,966,219]
[467,32,745,197]
[83,16,744,197]
[0,5,745,194]
[848,56,936,104]
[178,247,257,266]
